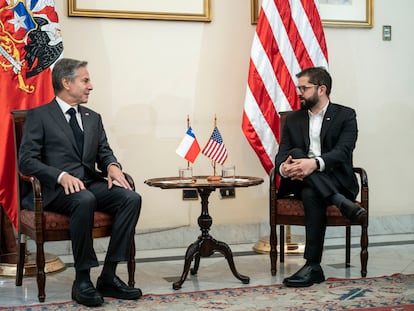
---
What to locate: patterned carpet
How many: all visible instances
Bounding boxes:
[1,273,413,310]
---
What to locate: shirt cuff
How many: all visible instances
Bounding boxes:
[316,156,325,171]
[279,162,288,178]
[57,171,66,184]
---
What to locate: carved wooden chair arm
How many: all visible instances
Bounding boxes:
[123,172,135,191]
[269,167,277,200]
[19,173,44,213]
[352,167,369,211]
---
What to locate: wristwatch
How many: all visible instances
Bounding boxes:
[315,158,320,170]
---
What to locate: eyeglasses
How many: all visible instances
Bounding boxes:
[296,84,319,93]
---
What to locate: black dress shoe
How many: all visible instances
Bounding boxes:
[340,199,367,222]
[283,264,325,287]
[72,280,104,307]
[97,275,142,300]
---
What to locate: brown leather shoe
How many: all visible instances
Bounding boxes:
[97,275,142,300]
[72,280,103,307]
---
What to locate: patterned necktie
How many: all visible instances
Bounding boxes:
[67,108,84,154]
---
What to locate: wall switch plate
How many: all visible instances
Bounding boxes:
[382,25,392,41]
[220,188,235,199]
[182,189,198,200]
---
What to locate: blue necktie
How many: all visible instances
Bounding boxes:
[67,108,84,154]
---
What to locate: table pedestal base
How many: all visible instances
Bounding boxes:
[173,188,249,290]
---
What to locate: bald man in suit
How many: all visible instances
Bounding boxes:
[19,58,142,307]
[275,67,367,288]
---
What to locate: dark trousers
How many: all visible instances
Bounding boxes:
[45,181,141,271]
[278,148,348,263]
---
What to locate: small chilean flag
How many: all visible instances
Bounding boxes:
[176,127,201,163]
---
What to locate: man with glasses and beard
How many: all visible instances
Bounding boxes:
[275,66,367,288]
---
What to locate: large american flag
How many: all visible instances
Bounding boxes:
[202,127,228,165]
[242,0,328,174]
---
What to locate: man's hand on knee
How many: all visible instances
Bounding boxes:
[107,165,132,190]
[60,173,86,195]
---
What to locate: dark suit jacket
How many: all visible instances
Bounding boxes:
[19,99,119,207]
[275,103,359,199]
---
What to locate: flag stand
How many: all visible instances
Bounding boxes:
[207,161,221,182]
[0,251,65,277]
[0,206,65,276]
[253,226,305,254]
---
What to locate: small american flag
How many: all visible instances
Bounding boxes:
[202,127,228,165]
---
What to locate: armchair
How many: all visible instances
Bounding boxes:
[11,110,136,302]
[269,111,369,277]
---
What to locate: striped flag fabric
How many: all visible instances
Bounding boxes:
[242,0,328,174]
[202,127,228,165]
[176,127,201,163]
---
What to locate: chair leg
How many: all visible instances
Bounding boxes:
[269,224,277,276]
[127,238,136,288]
[280,225,285,263]
[345,226,351,267]
[360,220,368,277]
[36,242,46,302]
[15,235,25,286]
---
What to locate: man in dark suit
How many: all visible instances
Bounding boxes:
[19,58,142,307]
[275,67,367,288]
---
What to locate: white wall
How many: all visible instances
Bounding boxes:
[324,0,414,216]
[56,0,414,232]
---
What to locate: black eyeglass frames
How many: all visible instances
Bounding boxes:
[296,84,319,93]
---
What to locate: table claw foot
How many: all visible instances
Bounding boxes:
[172,281,182,290]
[172,241,199,290]
[216,240,250,284]
[240,275,250,284]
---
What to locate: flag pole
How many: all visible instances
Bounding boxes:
[206,115,221,182]
[187,115,190,169]
[213,115,217,176]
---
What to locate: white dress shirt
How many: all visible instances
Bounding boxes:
[279,101,329,176]
[56,96,83,130]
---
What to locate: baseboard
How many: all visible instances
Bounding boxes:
[27,214,414,256]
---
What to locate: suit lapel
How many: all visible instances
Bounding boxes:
[79,107,91,156]
[299,110,310,150]
[320,103,336,142]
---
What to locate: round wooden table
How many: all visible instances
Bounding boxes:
[145,175,264,290]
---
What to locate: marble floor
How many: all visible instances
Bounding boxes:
[0,233,413,308]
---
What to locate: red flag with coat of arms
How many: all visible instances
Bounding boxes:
[0,0,63,228]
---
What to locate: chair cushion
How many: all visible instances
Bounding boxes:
[21,210,113,231]
[276,198,345,217]
[92,212,113,227]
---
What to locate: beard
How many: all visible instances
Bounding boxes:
[300,94,318,110]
